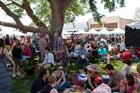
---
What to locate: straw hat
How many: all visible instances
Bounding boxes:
[87,64,100,73]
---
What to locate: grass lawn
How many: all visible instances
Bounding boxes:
[13,60,138,93]
[13,75,35,93]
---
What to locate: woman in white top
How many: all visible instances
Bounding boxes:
[42,47,54,68]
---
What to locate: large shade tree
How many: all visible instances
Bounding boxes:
[0,0,125,35]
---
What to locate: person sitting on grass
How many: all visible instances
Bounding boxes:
[105,64,124,92]
[42,47,54,68]
[76,43,89,69]
[93,76,111,93]
[89,41,98,63]
[98,45,108,62]
[122,49,132,63]
[125,74,137,93]
[22,43,32,61]
[41,74,58,93]
[31,67,50,93]
[55,46,68,67]
[53,66,70,92]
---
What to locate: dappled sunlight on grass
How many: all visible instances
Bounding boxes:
[13,60,139,93]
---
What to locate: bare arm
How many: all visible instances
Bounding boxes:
[61,72,66,85]
[87,74,95,90]
[56,76,63,85]
[5,48,14,63]
[52,72,63,85]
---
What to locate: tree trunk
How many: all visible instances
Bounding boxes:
[50,0,65,34]
[48,0,65,49]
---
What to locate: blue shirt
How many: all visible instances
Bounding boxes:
[78,48,87,58]
[98,48,108,55]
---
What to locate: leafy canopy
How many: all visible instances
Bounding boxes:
[2,0,125,23]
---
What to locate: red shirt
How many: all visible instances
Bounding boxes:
[122,50,132,63]
[23,46,32,57]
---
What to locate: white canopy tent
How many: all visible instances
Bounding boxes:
[99,28,110,35]
[75,30,89,34]
[0,30,25,36]
[127,22,140,29]
[110,28,125,34]
[88,28,100,34]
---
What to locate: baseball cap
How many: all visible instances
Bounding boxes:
[94,76,103,84]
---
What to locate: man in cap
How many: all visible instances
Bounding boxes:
[93,76,111,93]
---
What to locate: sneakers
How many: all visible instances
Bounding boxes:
[16,72,21,76]
[12,74,16,78]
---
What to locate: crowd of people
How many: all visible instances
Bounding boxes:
[0,33,140,93]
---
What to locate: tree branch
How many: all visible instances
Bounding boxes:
[0,1,48,33]
[0,21,47,33]
[0,21,18,29]
[0,1,23,27]
[5,2,13,6]
[23,0,47,28]
[11,0,23,8]
[5,1,23,9]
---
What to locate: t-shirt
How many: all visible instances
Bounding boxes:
[120,42,126,52]
[121,65,132,77]
[109,71,124,91]
[98,48,108,56]
[43,52,54,65]
[93,83,111,93]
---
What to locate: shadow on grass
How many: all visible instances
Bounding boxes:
[13,75,35,93]
[13,60,138,93]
